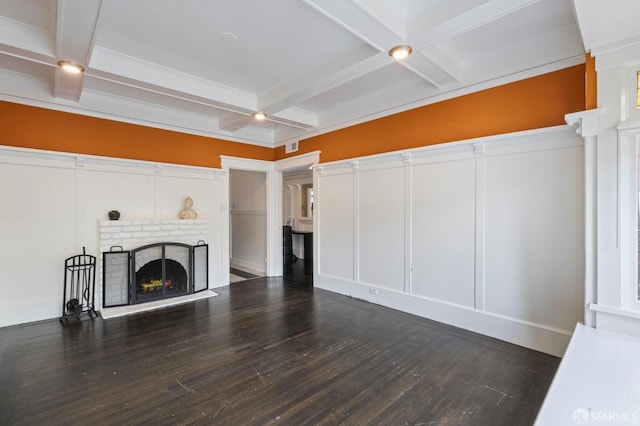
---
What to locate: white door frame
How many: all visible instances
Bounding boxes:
[221,151,320,278]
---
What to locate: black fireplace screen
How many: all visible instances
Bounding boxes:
[103,241,208,308]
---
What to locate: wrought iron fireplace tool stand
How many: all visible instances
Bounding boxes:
[60,247,99,324]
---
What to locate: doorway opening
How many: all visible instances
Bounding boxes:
[282,168,314,288]
[229,169,267,283]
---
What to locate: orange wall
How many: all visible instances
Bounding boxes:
[276,64,586,163]
[0,101,274,168]
[585,53,597,109]
[2,64,586,167]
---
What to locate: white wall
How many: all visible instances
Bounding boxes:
[314,126,585,356]
[229,169,267,273]
[0,146,226,328]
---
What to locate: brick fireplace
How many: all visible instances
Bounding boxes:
[99,219,209,309]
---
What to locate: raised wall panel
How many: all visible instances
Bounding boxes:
[358,167,405,290]
[83,170,155,221]
[318,173,354,280]
[82,170,156,265]
[411,159,476,307]
[0,164,76,327]
[158,176,219,220]
[484,147,584,331]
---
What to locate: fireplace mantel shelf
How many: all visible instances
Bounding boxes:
[100,219,208,226]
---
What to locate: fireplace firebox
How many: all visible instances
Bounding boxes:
[103,241,208,307]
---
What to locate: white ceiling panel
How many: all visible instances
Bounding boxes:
[95,0,362,93]
[437,0,580,66]
[0,0,51,31]
[300,62,425,112]
[573,0,640,53]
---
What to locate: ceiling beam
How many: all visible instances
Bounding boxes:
[302,0,398,52]
[258,51,390,115]
[0,15,52,57]
[302,0,541,89]
[418,46,462,83]
[408,0,541,48]
[89,47,257,111]
[0,15,54,68]
[53,0,102,101]
[268,107,317,130]
[350,0,407,39]
[89,47,318,132]
[301,0,448,87]
[217,112,254,132]
[218,107,317,133]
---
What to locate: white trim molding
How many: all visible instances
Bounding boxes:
[275,151,321,170]
[565,108,605,138]
[572,43,640,337]
[222,152,321,277]
[565,108,604,328]
[617,124,640,315]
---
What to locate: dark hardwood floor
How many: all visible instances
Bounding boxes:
[283,259,313,289]
[0,278,558,425]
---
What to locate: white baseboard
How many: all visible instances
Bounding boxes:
[316,273,572,357]
[230,258,266,274]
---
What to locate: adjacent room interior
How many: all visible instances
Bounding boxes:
[1,1,640,424]
[228,169,268,283]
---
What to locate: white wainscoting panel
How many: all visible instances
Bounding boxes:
[411,159,476,307]
[315,126,584,356]
[0,163,77,326]
[484,147,584,331]
[318,173,355,281]
[358,167,405,291]
[82,170,156,222]
[0,146,225,328]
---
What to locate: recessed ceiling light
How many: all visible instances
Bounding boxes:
[253,112,267,121]
[58,61,84,74]
[388,45,412,60]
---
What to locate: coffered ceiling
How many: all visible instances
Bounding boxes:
[0,0,584,148]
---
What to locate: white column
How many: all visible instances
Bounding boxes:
[566,108,603,327]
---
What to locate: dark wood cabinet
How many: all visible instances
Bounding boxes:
[283,226,313,275]
[294,231,313,268]
[283,225,294,268]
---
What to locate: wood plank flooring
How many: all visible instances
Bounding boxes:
[0,278,558,425]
